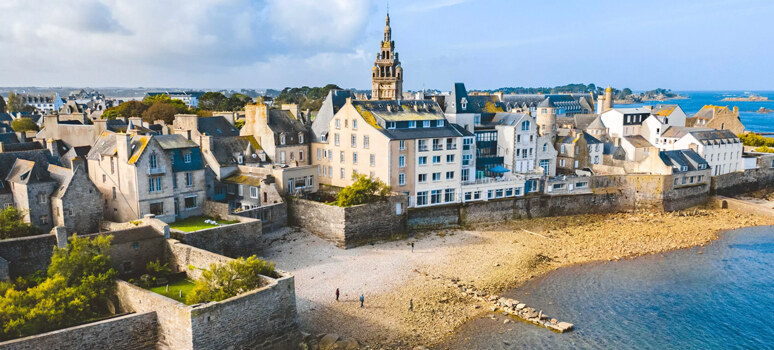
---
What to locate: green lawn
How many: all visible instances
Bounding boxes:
[148,278,196,304]
[169,215,239,232]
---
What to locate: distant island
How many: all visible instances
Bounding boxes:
[722,94,769,102]
[756,107,774,114]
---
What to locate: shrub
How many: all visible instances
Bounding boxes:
[335,173,391,207]
[0,235,117,341]
[0,206,41,240]
[185,255,276,304]
[10,118,39,132]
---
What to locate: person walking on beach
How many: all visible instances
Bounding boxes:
[359,294,365,308]
[409,299,414,312]
[335,288,340,301]
[411,242,414,253]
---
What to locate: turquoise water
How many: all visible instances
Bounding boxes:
[442,226,774,349]
[619,91,774,133]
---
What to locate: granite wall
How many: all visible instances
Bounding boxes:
[0,312,158,350]
[711,168,774,196]
[0,234,57,278]
[288,194,409,248]
[170,219,263,259]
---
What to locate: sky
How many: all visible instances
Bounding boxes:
[1,0,773,91]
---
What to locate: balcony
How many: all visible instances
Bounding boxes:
[148,167,166,175]
[432,145,443,151]
[447,143,457,150]
[418,145,429,152]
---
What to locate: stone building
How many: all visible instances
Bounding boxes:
[687,105,745,135]
[87,132,206,223]
[555,132,603,174]
[371,13,403,100]
[242,104,310,166]
[47,162,102,235]
[657,127,743,176]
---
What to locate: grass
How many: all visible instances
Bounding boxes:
[148,278,196,304]
[169,215,239,232]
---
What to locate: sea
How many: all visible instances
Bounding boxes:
[616,91,774,133]
[442,225,774,349]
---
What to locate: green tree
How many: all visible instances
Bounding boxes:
[0,206,40,240]
[10,118,39,132]
[142,101,178,124]
[185,255,276,304]
[335,173,391,207]
[7,92,23,112]
[0,95,6,113]
[199,92,227,110]
[0,235,116,341]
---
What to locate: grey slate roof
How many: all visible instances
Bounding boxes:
[537,97,555,108]
[209,136,263,166]
[198,116,239,137]
[6,159,51,184]
[311,90,355,142]
[268,109,307,135]
[155,134,198,150]
[48,164,74,198]
[451,123,474,137]
[661,127,739,143]
[0,149,58,181]
[583,133,602,144]
[659,149,709,172]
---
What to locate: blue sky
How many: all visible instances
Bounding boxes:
[0,0,772,91]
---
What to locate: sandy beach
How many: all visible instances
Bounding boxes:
[261,206,774,349]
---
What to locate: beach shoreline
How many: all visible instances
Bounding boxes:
[262,206,774,349]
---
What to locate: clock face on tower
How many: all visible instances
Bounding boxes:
[371,13,403,101]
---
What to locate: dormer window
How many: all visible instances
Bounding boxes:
[387,122,396,129]
[436,120,444,127]
[408,121,416,128]
[280,134,286,145]
[184,152,192,163]
[521,121,530,131]
[681,166,688,172]
[423,120,430,128]
[298,133,304,144]
[460,98,468,110]
[237,154,244,164]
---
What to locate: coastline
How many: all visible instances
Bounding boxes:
[264,206,774,349]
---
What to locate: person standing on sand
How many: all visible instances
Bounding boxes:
[335,288,340,301]
[409,299,413,312]
[359,294,365,308]
[411,242,414,253]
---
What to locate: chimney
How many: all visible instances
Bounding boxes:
[281,104,300,120]
[70,156,85,172]
[128,117,142,128]
[115,133,132,162]
[94,119,107,134]
[733,106,739,115]
[200,134,212,154]
[46,139,58,157]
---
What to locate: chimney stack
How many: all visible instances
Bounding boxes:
[115,133,132,162]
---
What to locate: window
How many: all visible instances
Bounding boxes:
[112,187,117,199]
[514,187,522,196]
[465,192,472,201]
[431,190,442,204]
[344,119,348,128]
[399,140,405,150]
[417,191,428,206]
[447,154,455,163]
[37,193,47,204]
[462,168,470,182]
[317,149,321,160]
[250,186,259,198]
[418,173,427,183]
[446,138,456,150]
[432,172,441,181]
[300,151,304,161]
[340,168,345,179]
[122,261,133,274]
[418,140,428,152]
[446,171,454,180]
[574,160,579,168]
[576,182,588,188]
[495,189,504,198]
[238,185,243,196]
[370,154,375,167]
[353,152,358,165]
[280,134,286,145]
[474,191,481,200]
[387,122,396,129]
[433,156,441,164]
[462,154,472,166]
[433,138,442,151]
[419,156,427,165]
[423,121,431,128]
[560,145,566,154]
[364,135,370,149]
[148,177,162,192]
[543,143,548,152]
[184,196,197,209]
[185,172,193,187]
[184,152,192,163]
[506,188,513,197]
[150,153,157,169]
[110,158,115,173]
[408,121,416,128]
[102,174,106,183]
[280,152,286,163]
[352,120,357,130]
[559,159,566,167]
[436,120,444,127]
[399,155,406,167]
[517,135,521,143]
[445,189,455,202]
[399,173,405,185]
[351,135,357,147]
[328,166,332,177]
[335,119,340,129]
[299,134,304,143]
[332,133,340,146]
[149,202,163,215]
[521,120,530,131]
[340,151,345,163]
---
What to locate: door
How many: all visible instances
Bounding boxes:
[174,199,179,217]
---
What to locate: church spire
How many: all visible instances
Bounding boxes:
[371,12,402,100]
[384,12,392,42]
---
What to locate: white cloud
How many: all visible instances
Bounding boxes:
[0,0,376,86]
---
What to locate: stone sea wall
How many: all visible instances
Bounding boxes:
[0,312,158,350]
[712,168,774,196]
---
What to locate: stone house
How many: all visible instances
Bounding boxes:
[47,162,102,234]
[555,132,603,174]
[242,104,310,166]
[656,127,743,176]
[87,132,206,223]
[687,105,745,135]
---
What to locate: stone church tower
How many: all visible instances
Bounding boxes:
[371,13,403,100]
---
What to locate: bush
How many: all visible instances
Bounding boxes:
[10,118,39,132]
[185,255,276,304]
[335,173,391,207]
[0,206,40,240]
[739,133,774,148]
[0,235,117,341]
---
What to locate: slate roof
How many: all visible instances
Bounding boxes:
[197,116,240,137]
[610,107,652,115]
[268,109,307,135]
[311,90,356,142]
[624,135,653,148]
[659,149,709,172]
[537,97,555,108]
[351,100,464,140]
[583,133,602,144]
[660,127,739,143]
[6,159,51,184]
[48,164,75,198]
[586,116,606,130]
[451,123,474,137]
[223,172,264,186]
[0,133,19,144]
[445,83,504,114]
[501,94,594,115]
[0,149,58,181]
[209,136,264,166]
[490,112,531,127]
[155,134,198,150]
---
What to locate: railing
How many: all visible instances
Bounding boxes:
[447,144,458,150]
[148,167,165,175]
[462,176,520,186]
[418,145,428,152]
[433,145,443,151]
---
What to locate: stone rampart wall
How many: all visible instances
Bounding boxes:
[163,239,232,280]
[204,200,287,233]
[288,195,408,248]
[0,234,57,278]
[711,168,774,196]
[170,220,262,259]
[116,281,193,349]
[0,312,158,350]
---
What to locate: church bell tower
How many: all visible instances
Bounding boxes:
[371,13,403,100]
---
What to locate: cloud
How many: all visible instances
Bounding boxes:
[0,0,376,86]
[404,0,468,13]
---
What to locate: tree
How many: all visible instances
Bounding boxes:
[199,92,227,110]
[11,118,39,132]
[0,206,40,239]
[0,235,116,341]
[186,255,276,304]
[0,95,6,113]
[142,101,178,124]
[7,92,23,112]
[335,173,391,207]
